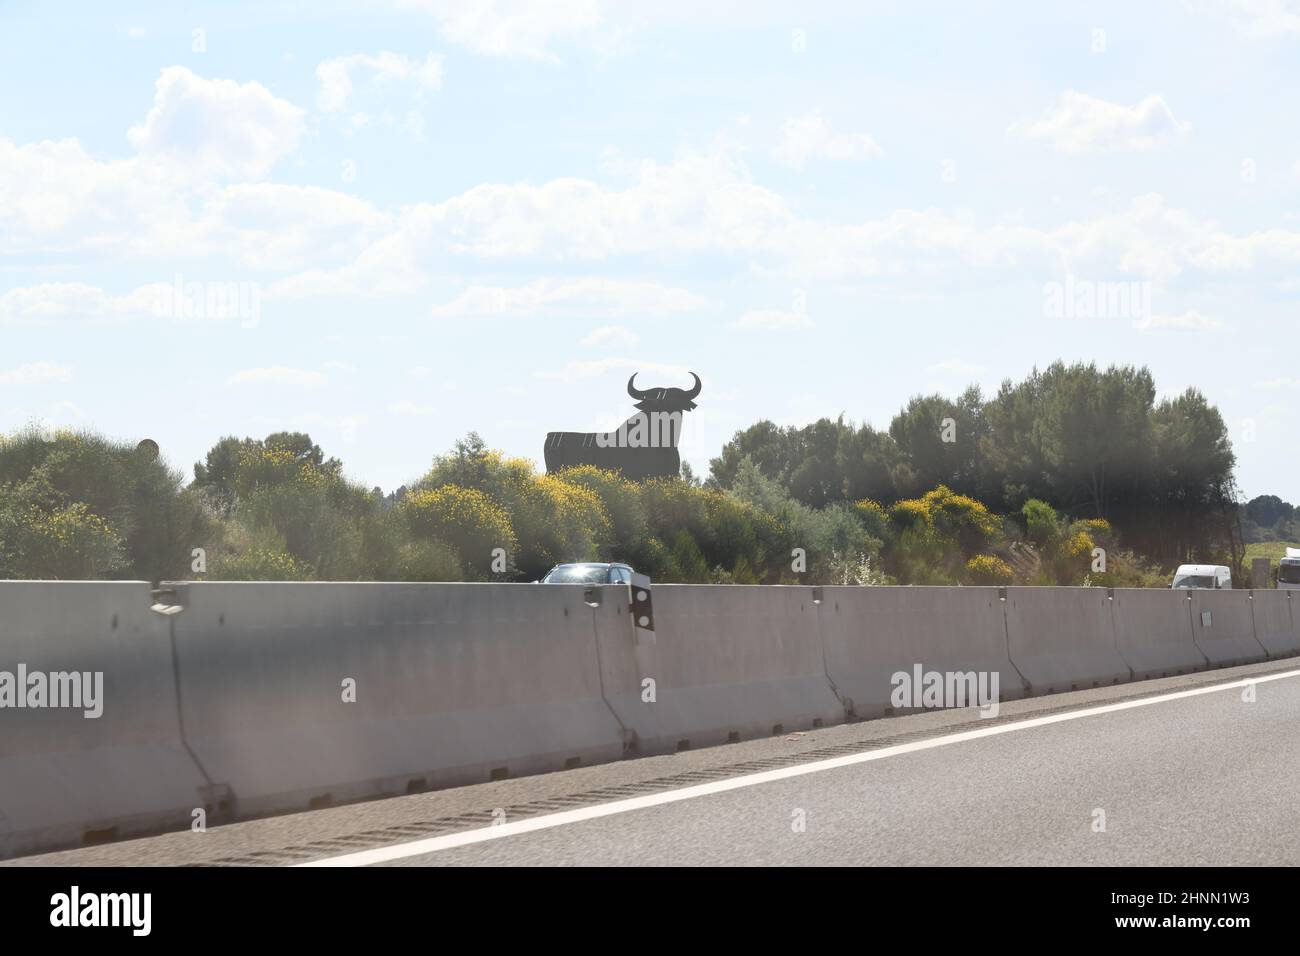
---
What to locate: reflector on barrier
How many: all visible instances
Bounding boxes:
[630,573,654,635]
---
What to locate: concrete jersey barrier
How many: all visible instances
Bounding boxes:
[1004,587,1131,693]
[1109,588,1208,680]
[5,576,1298,860]
[817,586,1024,719]
[596,584,844,753]
[1247,590,1298,658]
[169,582,629,819]
[0,581,207,859]
[1188,590,1267,666]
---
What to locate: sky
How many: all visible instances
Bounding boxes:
[1,0,1298,499]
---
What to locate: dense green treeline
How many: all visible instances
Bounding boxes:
[708,361,1242,568]
[0,362,1270,586]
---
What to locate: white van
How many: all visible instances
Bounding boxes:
[1171,564,1232,590]
[1278,548,1300,591]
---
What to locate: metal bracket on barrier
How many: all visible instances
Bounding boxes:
[150,582,189,616]
[629,573,654,643]
[811,586,824,605]
[582,586,602,608]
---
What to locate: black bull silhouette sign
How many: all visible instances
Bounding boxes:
[544,373,701,481]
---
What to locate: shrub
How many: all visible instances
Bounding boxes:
[966,554,1014,585]
[402,485,517,578]
[1066,530,1096,559]
[236,479,371,579]
[502,473,610,578]
[853,498,891,542]
[0,426,206,580]
[0,496,126,579]
[888,497,931,532]
[555,465,647,558]
[884,486,999,581]
[923,486,1000,540]
[209,524,314,581]
[629,534,671,580]
[1087,548,1168,589]
[390,539,464,582]
[826,550,891,586]
[1022,498,1060,546]
[667,530,710,582]
[211,547,313,581]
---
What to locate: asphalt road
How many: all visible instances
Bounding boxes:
[10,657,1300,867]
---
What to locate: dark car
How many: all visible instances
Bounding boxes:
[540,562,635,585]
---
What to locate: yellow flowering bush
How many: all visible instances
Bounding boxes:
[888,497,932,530]
[503,473,611,577]
[888,486,998,547]
[966,553,1014,585]
[554,465,647,555]
[211,546,313,581]
[0,501,125,579]
[1066,530,1096,559]
[402,485,517,577]
[922,485,1001,539]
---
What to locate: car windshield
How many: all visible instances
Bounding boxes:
[543,564,609,584]
[1280,563,1300,585]
[1172,574,1215,589]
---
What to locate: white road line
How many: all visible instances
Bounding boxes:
[297,667,1300,867]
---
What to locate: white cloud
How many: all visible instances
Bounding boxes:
[1055,193,1300,282]
[1255,376,1300,389]
[1015,91,1190,153]
[227,366,328,387]
[9,69,1300,308]
[128,66,305,180]
[0,282,169,324]
[315,51,443,113]
[1133,310,1225,332]
[1209,0,1300,36]
[580,325,639,348]
[0,68,358,264]
[395,0,606,60]
[0,362,74,386]
[536,356,690,383]
[430,277,707,316]
[731,309,812,330]
[347,143,1073,282]
[0,136,190,256]
[205,183,391,271]
[271,143,1300,295]
[772,114,883,169]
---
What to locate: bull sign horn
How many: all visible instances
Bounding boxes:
[627,372,701,401]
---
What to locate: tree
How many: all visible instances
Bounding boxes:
[888,387,986,498]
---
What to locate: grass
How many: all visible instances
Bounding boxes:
[1244,540,1300,565]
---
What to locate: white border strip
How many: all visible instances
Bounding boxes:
[298,668,1300,867]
